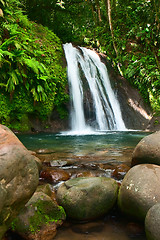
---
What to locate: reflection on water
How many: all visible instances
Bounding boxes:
[17,131,150,240]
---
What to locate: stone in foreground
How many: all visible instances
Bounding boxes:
[56,177,118,221]
[118,164,160,221]
[145,203,160,240]
[132,131,160,166]
[12,192,66,240]
[0,125,39,239]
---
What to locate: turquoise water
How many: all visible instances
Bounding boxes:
[17,130,149,240]
[17,131,150,153]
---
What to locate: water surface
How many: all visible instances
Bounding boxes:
[17,130,149,156]
[17,131,150,240]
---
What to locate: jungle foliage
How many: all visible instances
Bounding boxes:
[22,0,160,114]
[0,0,69,131]
[0,0,160,131]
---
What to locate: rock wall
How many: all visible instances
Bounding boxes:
[100,55,152,130]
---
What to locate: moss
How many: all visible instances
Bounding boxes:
[11,197,66,235]
[28,200,66,233]
[0,2,69,131]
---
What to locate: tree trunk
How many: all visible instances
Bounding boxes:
[152,0,160,31]
[87,0,97,26]
[103,0,123,75]
[95,0,102,24]
[107,0,118,57]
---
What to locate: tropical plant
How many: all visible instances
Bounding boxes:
[0,0,69,130]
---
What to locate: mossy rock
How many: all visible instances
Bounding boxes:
[56,177,118,221]
[12,192,66,239]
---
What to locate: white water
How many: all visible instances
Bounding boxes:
[63,43,127,133]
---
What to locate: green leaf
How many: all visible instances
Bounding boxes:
[37,85,43,93]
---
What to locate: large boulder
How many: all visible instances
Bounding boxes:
[118,164,160,221]
[56,177,118,221]
[145,203,160,240]
[0,125,39,239]
[12,192,66,240]
[132,131,160,166]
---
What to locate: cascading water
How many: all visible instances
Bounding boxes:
[63,43,127,133]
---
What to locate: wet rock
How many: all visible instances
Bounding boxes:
[118,164,160,220]
[112,164,130,180]
[50,160,68,167]
[132,131,160,166]
[80,163,97,170]
[76,171,95,178]
[40,168,70,183]
[98,163,114,171]
[0,125,39,239]
[36,184,57,202]
[12,192,66,240]
[36,149,55,154]
[145,203,160,240]
[56,177,118,221]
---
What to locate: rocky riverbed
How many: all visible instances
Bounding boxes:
[1,126,160,240]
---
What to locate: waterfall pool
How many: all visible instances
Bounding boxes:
[17,130,149,156]
[16,131,150,240]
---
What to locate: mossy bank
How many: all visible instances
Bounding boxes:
[0,0,69,132]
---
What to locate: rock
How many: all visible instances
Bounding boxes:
[36,184,57,202]
[12,192,66,240]
[145,203,160,240]
[56,177,118,221]
[111,164,130,180]
[0,125,39,239]
[118,164,160,221]
[50,160,68,167]
[76,171,95,178]
[40,168,70,183]
[132,131,160,166]
[146,116,160,132]
[36,149,55,154]
[105,59,152,130]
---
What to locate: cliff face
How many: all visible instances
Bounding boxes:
[111,74,152,130]
[100,55,153,130]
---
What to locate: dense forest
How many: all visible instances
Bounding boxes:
[0,0,160,131]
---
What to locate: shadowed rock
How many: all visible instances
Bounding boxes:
[145,203,160,240]
[56,177,118,221]
[0,125,39,239]
[12,192,66,240]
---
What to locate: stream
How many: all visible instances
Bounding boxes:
[14,130,151,240]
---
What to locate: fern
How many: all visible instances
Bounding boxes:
[0,49,14,60]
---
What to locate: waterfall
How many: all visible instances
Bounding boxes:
[63,43,127,133]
